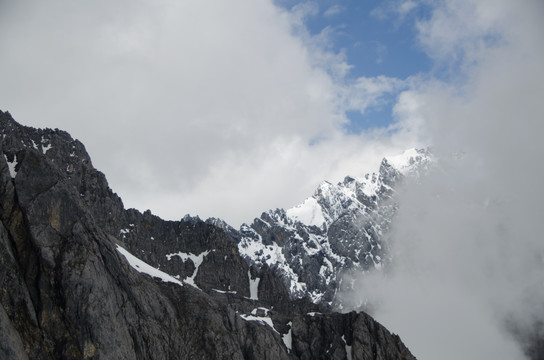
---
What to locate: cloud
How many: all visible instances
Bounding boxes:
[0,0,418,227]
[343,75,404,115]
[414,1,502,71]
[288,1,320,26]
[323,4,344,17]
[373,42,387,64]
[340,0,544,358]
[371,0,419,21]
[143,128,421,222]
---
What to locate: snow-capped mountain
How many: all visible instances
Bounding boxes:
[0,110,417,359]
[238,148,433,304]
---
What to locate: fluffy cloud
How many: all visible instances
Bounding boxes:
[0,0,417,226]
[341,0,544,358]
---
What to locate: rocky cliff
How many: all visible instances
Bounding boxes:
[0,110,416,359]
[237,148,432,307]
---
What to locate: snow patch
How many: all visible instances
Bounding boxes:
[212,289,237,294]
[309,290,325,303]
[40,136,53,154]
[384,148,430,174]
[240,314,278,333]
[42,143,52,154]
[166,250,210,288]
[359,173,380,197]
[282,322,292,351]
[342,335,352,360]
[250,307,270,316]
[307,312,322,316]
[116,244,183,287]
[286,197,326,227]
[248,271,260,300]
[3,154,17,178]
[119,228,131,238]
[239,236,307,296]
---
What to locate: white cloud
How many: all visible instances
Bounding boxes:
[323,4,344,17]
[373,41,388,64]
[371,0,419,21]
[288,1,320,26]
[343,75,405,115]
[341,0,544,358]
[130,126,421,225]
[415,0,501,69]
[0,0,417,227]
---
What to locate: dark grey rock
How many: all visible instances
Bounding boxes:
[288,312,415,360]
[0,110,417,359]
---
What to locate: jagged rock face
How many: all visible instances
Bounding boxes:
[0,110,417,359]
[117,210,252,297]
[289,312,415,360]
[237,148,432,305]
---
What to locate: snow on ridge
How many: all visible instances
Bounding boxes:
[238,228,284,268]
[385,148,418,168]
[240,314,278,334]
[313,180,362,224]
[237,148,430,304]
[358,173,380,197]
[384,148,430,174]
[116,244,184,287]
[286,197,325,227]
[238,232,307,297]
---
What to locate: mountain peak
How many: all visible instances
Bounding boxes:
[239,148,432,305]
[0,110,417,359]
[382,147,432,174]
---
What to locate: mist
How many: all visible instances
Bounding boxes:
[338,0,544,358]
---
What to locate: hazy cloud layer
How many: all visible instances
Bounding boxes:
[0,0,418,226]
[340,0,544,359]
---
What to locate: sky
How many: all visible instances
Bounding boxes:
[1,0,543,359]
[0,0,429,227]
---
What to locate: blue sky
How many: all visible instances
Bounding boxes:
[294,1,432,78]
[277,0,433,133]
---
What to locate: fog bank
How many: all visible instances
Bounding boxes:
[339,0,544,358]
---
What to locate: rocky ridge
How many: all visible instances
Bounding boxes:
[0,110,416,359]
[237,148,432,306]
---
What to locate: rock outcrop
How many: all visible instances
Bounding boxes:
[237,148,432,306]
[0,110,416,359]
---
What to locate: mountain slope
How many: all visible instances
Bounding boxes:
[0,110,416,359]
[238,148,432,305]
